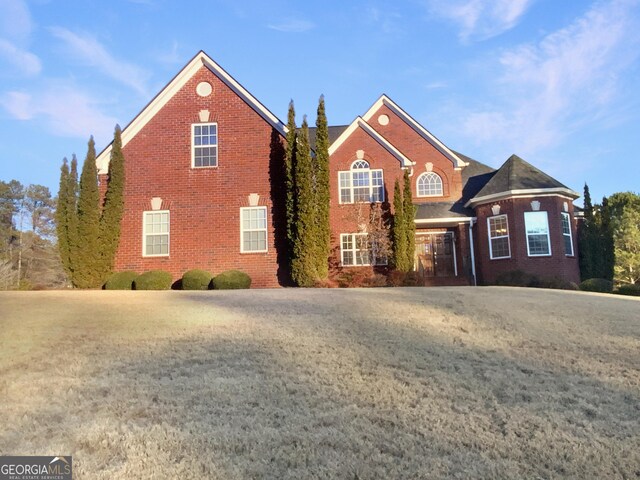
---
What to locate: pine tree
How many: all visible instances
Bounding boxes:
[291,117,318,286]
[578,183,595,280]
[75,137,102,288]
[66,155,79,285]
[284,101,297,259]
[314,95,331,280]
[56,158,71,279]
[393,178,408,271]
[99,125,126,283]
[403,169,416,271]
[599,196,615,281]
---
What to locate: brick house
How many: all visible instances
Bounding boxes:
[96,51,580,287]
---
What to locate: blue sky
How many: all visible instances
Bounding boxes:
[1,0,639,204]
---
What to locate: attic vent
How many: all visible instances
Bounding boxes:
[378,114,389,126]
[196,82,212,97]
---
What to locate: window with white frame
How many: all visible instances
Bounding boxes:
[524,211,551,256]
[487,215,510,259]
[241,206,267,252]
[561,212,574,256]
[340,233,387,266]
[192,123,218,167]
[338,160,384,204]
[143,210,169,256]
[416,172,444,197]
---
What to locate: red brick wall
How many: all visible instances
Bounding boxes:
[102,65,286,287]
[474,196,580,284]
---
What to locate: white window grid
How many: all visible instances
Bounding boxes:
[338,160,384,204]
[192,123,218,168]
[340,233,387,266]
[240,206,268,253]
[142,210,170,257]
[561,212,574,256]
[416,172,443,197]
[524,211,552,256]
[487,214,511,259]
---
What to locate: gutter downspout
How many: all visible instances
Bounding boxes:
[469,219,477,286]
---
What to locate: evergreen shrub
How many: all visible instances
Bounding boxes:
[212,270,251,290]
[181,269,213,290]
[105,271,138,290]
[134,270,173,290]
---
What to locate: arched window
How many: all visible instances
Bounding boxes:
[417,172,443,197]
[338,160,384,203]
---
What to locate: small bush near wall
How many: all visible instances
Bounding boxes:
[579,278,613,293]
[105,271,138,290]
[212,270,252,290]
[182,269,213,290]
[495,270,537,287]
[386,270,423,287]
[616,284,640,296]
[134,270,173,290]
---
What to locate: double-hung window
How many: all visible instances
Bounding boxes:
[561,212,574,256]
[241,206,267,252]
[338,160,384,203]
[487,215,510,259]
[524,211,551,256]
[340,233,387,266]
[192,123,218,167]
[143,210,169,256]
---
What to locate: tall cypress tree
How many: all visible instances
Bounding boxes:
[599,196,615,281]
[403,169,416,271]
[56,158,72,279]
[579,183,595,280]
[393,178,408,271]
[66,155,80,286]
[75,137,101,288]
[284,101,297,259]
[291,117,318,286]
[99,125,125,283]
[314,95,331,280]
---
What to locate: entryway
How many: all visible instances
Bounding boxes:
[415,232,457,279]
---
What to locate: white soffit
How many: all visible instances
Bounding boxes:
[362,94,466,169]
[96,50,287,174]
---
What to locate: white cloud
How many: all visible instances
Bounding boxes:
[427,0,534,41]
[267,18,314,33]
[0,0,32,41]
[1,86,117,141]
[459,0,640,156]
[49,27,151,95]
[0,39,41,76]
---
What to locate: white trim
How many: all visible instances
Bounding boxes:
[451,231,458,277]
[524,211,552,257]
[414,217,476,224]
[561,212,574,256]
[487,214,511,260]
[465,188,579,208]
[240,206,268,253]
[469,219,477,286]
[361,95,466,169]
[96,51,287,174]
[328,117,414,168]
[142,210,170,257]
[191,122,218,168]
[416,171,444,197]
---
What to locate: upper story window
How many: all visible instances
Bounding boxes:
[561,212,574,256]
[192,123,218,168]
[143,210,169,257]
[487,215,510,259]
[524,211,551,256]
[241,206,267,253]
[338,160,384,204]
[416,172,443,197]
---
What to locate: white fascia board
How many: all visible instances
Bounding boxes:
[96,51,287,174]
[465,188,580,208]
[362,94,466,169]
[328,117,413,167]
[414,217,476,224]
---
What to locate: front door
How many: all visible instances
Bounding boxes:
[415,233,455,278]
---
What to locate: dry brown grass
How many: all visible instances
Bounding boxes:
[0,287,638,479]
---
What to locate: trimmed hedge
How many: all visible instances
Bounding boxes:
[212,270,251,290]
[104,271,138,290]
[579,278,613,293]
[616,284,640,296]
[134,270,173,290]
[181,269,213,290]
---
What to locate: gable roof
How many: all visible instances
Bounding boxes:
[307,125,348,152]
[465,154,579,207]
[361,95,467,169]
[328,117,414,168]
[96,50,287,174]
